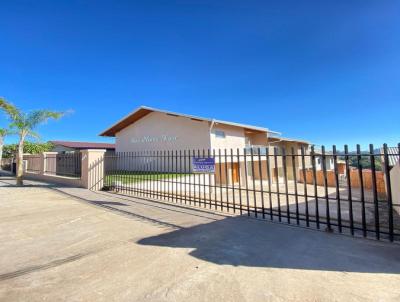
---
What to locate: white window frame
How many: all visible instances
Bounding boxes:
[214,130,226,139]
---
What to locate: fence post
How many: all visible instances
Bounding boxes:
[81,149,107,190]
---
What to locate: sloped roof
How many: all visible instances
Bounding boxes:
[267,136,310,145]
[99,106,279,137]
[381,147,400,166]
[50,141,115,149]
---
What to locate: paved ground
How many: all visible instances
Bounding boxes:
[1,174,400,301]
[111,177,400,239]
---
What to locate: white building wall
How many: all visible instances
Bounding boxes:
[115,112,211,152]
[114,112,212,173]
[210,124,246,152]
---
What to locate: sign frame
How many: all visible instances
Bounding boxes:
[192,157,215,174]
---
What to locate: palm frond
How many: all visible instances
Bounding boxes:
[0,97,20,119]
[0,128,14,137]
[26,110,64,128]
[27,130,41,140]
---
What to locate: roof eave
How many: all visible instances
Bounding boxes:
[98,105,281,137]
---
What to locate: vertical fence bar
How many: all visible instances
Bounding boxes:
[174,150,178,203]
[273,147,281,222]
[117,152,121,193]
[311,146,319,229]
[143,151,147,197]
[158,151,161,199]
[131,152,137,195]
[250,148,257,217]
[142,151,146,197]
[243,148,250,216]
[213,149,217,210]
[166,150,170,201]
[122,152,128,195]
[145,151,149,197]
[282,147,290,223]
[148,151,152,198]
[383,143,394,242]
[300,146,309,226]
[120,152,123,194]
[127,152,131,195]
[208,149,212,209]
[149,151,152,197]
[188,149,192,206]
[163,150,167,201]
[332,145,342,233]
[258,147,265,219]
[344,145,354,235]
[321,146,331,231]
[124,152,128,195]
[197,149,201,207]
[237,148,243,215]
[170,150,174,202]
[154,150,157,198]
[266,147,273,220]
[137,152,141,196]
[224,149,230,212]
[230,148,236,214]
[134,152,137,194]
[184,150,187,204]
[170,150,173,202]
[218,149,223,211]
[193,150,197,206]
[113,152,117,192]
[193,149,197,206]
[356,144,367,237]
[176,150,180,203]
[152,150,156,198]
[180,150,183,204]
[291,147,299,225]
[203,149,206,208]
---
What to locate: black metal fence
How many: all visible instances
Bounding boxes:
[45,153,81,178]
[92,143,399,242]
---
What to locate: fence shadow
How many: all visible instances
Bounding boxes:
[137,215,400,274]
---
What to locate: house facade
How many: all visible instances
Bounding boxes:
[50,141,115,153]
[100,106,311,183]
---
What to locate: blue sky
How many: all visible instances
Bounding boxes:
[0,0,399,150]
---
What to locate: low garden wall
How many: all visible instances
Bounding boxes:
[22,150,106,189]
[298,168,386,195]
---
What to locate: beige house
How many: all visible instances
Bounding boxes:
[100,106,310,183]
[50,141,115,153]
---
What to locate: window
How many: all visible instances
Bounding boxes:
[214,130,225,139]
[317,158,321,164]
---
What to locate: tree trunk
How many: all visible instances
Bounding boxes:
[0,135,3,170]
[16,139,24,186]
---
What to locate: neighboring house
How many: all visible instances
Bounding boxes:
[381,147,400,170]
[50,141,115,153]
[312,149,335,171]
[100,106,310,183]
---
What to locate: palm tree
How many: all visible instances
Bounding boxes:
[0,98,64,185]
[0,128,11,168]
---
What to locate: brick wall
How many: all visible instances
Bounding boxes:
[298,168,386,194]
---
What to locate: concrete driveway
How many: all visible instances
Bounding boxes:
[1,175,400,302]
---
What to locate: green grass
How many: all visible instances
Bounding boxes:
[105,171,190,185]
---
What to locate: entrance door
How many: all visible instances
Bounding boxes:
[273,167,278,183]
[232,162,239,183]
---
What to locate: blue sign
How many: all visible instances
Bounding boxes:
[192,157,215,173]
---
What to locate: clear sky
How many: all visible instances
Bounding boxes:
[0,0,399,150]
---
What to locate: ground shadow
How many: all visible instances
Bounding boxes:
[2,173,400,274]
[137,215,400,274]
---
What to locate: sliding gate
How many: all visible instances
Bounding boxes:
[94,144,399,242]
